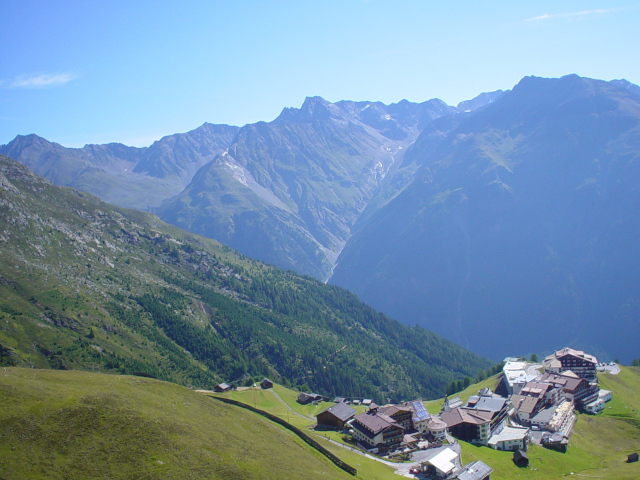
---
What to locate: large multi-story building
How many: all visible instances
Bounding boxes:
[441,389,510,445]
[543,348,598,381]
[539,371,599,409]
[350,411,404,451]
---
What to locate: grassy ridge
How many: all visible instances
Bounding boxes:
[0,368,357,480]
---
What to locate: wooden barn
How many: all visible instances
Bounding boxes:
[316,402,356,430]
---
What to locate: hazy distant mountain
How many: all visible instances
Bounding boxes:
[156,96,456,279]
[610,78,640,98]
[330,75,640,363]
[1,93,491,279]
[0,123,239,210]
[133,123,240,186]
[0,154,490,401]
[457,89,505,112]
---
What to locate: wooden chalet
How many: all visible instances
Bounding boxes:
[316,402,356,430]
[441,407,493,444]
[260,378,273,389]
[350,411,403,451]
[378,404,413,430]
[297,392,323,404]
[213,383,232,393]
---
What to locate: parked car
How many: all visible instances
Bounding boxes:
[409,468,420,474]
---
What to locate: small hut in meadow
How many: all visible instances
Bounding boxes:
[513,449,529,467]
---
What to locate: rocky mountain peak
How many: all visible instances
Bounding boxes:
[274,96,349,124]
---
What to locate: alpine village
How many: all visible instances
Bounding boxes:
[209,347,620,479]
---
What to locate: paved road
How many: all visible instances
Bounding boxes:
[314,436,399,467]
[315,436,463,477]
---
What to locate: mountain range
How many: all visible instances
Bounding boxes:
[3,74,639,362]
[331,75,640,361]
[1,93,497,279]
[0,154,490,402]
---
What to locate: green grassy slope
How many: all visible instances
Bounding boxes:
[0,154,490,402]
[0,368,358,480]
[209,384,399,480]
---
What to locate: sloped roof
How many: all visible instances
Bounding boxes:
[531,405,556,424]
[545,348,597,365]
[428,418,448,430]
[488,425,529,446]
[317,401,357,422]
[442,396,463,412]
[520,381,551,398]
[352,411,399,435]
[428,447,458,474]
[466,396,507,413]
[540,372,586,393]
[514,449,528,461]
[441,407,493,427]
[411,400,431,423]
[478,387,494,396]
[452,460,493,480]
[403,433,418,444]
[511,394,541,415]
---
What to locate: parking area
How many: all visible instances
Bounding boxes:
[597,363,620,375]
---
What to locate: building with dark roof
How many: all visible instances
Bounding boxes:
[297,392,323,404]
[511,394,543,423]
[543,348,598,381]
[441,407,494,444]
[540,372,599,409]
[378,404,413,430]
[513,449,529,467]
[316,402,356,430]
[350,411,403,451]
[260,378,273,389]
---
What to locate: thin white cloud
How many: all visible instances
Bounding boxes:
[10,72,77,89]
[525,8,621,22]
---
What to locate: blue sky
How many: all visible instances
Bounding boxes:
[1,1,639,147]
